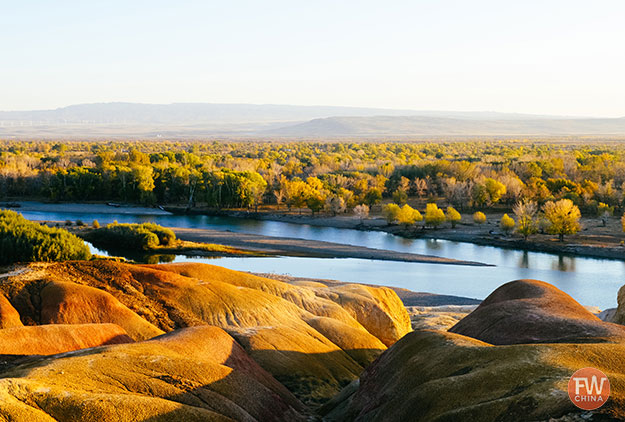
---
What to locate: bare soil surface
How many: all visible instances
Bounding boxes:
[172,227,489,266]
[183,207,625,261]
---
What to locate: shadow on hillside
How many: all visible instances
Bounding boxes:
[0,338,384,421]
[137,347,386,421]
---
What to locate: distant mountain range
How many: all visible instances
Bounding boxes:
[0,102,623,138]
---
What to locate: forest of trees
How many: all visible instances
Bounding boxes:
[2,140,625,221]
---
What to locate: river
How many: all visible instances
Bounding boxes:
[18,206,625,309]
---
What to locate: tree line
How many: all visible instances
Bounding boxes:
[2,140,625,220]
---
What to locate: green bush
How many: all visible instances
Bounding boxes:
[140,223,176,246]
[0,210,91,264]
[88,222,176,251]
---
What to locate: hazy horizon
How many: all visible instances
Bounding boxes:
[0,101,614,119]
[3,1,625,117]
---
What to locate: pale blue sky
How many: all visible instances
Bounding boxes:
[2,1,624,116]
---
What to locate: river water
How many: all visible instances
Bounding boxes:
[18,207,625,309]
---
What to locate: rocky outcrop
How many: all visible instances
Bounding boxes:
[37,281,165,340]
[450,279,625,344]
[0,261,410,407]
[323,329,625,421]
[407,305,477,331]
[324,279,625,421]
[145,262,411,346]
[0,326,306,421]
[0,294,22,329]
[612,284,625,325]
[0,323,132,355]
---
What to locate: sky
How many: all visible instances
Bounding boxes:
[1,0,624,117]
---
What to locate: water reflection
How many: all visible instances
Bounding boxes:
[553,255,576,272]
[518,251,530,268]
[425,239,442,250]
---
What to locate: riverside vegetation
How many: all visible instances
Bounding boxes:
[0,210,90,264]
[1,140,625,219]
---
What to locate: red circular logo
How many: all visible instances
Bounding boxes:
[568,367,610,410]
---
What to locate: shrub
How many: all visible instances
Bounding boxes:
[88,222,176,251]
[396,204,422,226]
[446,206,461,228]
[353,204,369,221]
[0,210,91,264]
[500,213,515,234]
[425,203,445,228]
[92,220,100,229]
[76,220,85,226]
[473,211,486,224]
[140,223,176,246]
[382,203,401,224]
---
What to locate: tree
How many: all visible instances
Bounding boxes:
[364,188,382,207]
[473,211,486,224]
[500,213,515,235]
[484,178,507,204]
[392,189,408,205]
[382,203,401,224]
[412,178,428,197]
[445,206,461,228]
[284,178,310,212]
[396,204,422,226]
[354,204,369,222]
[325,195,345,216]
[543,199,581,241]
[621,213,625,233]
[307,192,326,215]
[597,202,614,227]
[425,203,445,228]
[513,200,538,240]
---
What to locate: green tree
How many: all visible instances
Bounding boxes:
[445,206,461,228]
[382,203,401,224]
[364,188,383,207]
[543,199,581,241]
[392,189,408,205]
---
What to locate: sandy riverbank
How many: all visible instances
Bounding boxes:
[11,200,625,261]
[176,207,625,261]
[172,227,489,266]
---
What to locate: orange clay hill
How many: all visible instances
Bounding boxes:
[449,279,625,344]
[0,260,411,416]
[323,279,625,421]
